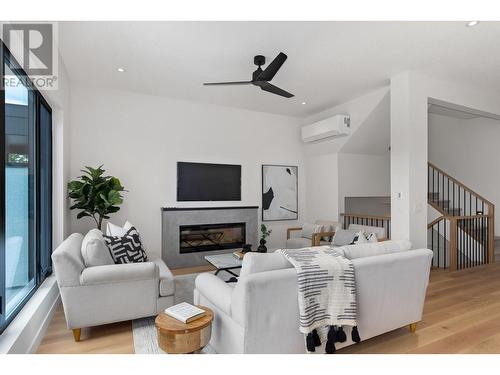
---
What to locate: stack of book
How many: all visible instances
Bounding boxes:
[165,302,206,323]
[232,250,245,260]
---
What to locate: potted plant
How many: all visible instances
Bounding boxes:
[67,165,126,230]
[257,224,272,253]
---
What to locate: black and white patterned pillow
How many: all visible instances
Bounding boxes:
[103,226,148,264]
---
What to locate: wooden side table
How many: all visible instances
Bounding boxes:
[155,306,214,354]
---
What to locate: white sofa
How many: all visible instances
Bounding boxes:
[194,240,433,353]
[52,233,175,341]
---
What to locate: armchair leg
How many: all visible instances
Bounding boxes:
[409,323,417,333]
[72,328,81,342]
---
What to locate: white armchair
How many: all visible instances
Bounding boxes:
[52,233,175,341]
[286,220,338,249]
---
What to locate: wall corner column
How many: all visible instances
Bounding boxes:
[390,71,428,248]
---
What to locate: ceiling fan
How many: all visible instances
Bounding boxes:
[203,52,294,98]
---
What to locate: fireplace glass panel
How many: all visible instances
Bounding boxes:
[179,222,246,254]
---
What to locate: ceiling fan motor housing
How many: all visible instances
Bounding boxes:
[254,55,265,66]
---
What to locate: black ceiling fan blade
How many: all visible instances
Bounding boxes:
[256,52,287,81]
[255,81,294,98]
[203,81,253,86]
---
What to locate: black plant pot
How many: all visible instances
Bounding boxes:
[257,238,268,253]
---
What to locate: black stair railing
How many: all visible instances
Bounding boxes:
[428,162,495,270]
[428,215,491,270]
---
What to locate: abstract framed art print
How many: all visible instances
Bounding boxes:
[262,165,298,221]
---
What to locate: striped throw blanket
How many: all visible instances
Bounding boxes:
[277,246,361,353]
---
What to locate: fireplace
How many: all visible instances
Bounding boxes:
[162,206,258,268]
[179,222,246,254]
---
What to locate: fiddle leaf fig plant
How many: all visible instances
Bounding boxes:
[67,165,126,230]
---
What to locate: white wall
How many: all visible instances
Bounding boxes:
[429,113,500,233]
[338,152,390,214]
[69,86,305,254]
[303,87,390,224]
[304,153,339,223]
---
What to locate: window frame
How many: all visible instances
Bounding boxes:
[0,42,53,334]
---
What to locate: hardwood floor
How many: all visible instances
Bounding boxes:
[37,305,134,354]
[171,264,215,276]
[341,262,500,353]
[37,262,500,354]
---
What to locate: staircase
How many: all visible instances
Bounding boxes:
[428,162,495,270]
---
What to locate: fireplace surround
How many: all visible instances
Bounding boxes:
[162,206,258,268]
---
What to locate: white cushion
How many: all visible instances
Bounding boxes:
[341,239,412,260]
[315,220,337,232]
[332,228,357,246]
[106,220,133,237]
[240,252,292,277]
[80,261,157,285]
[367,233,378,243]
[81,229,114,267]
[315,220,337,241]
[300,223,323,239]
[348,224,386,239]
[353,231,368,244]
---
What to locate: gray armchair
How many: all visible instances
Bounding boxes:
[52,233,175,341]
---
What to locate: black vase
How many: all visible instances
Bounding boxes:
[257,238,268,253]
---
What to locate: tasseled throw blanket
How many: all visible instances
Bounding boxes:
[276,246,361,353]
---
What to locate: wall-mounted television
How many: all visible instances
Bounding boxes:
[177,162,241,201]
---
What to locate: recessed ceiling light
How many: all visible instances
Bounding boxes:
[466,21,479,27]
[117,67,126,72]
[301,102,307,105]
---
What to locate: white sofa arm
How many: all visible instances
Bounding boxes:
[352,248,433,338]
[80,262,158,286]
[195,273,233,315]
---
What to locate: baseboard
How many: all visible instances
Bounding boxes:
[28,292,60,354]
[0,276,60,354]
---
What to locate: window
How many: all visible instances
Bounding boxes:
[0,43,52,333]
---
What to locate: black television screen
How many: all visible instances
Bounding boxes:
[177,162,241,201]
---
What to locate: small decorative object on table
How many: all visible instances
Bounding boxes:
[155,305,214,354]
[257,224,272,253]
[242,243,252,253]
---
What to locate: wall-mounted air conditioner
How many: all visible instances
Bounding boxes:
[301,114,350,143]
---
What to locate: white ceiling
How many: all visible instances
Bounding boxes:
[59,21,500,118]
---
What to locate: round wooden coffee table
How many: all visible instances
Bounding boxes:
[155,306,214,354]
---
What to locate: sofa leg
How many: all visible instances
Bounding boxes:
[72,328,81,342]
[409,323,417,333]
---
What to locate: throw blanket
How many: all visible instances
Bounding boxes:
[277,246,361,353]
